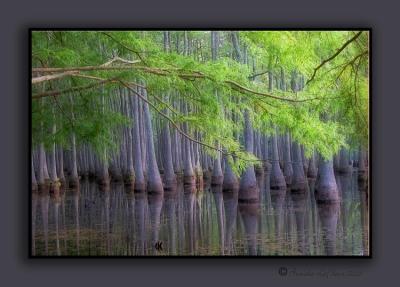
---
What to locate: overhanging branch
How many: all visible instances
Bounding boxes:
[32,65,320,103]
[306,31,363,86]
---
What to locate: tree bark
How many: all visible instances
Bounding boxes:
[315,157,339,202]
[132,87,146,191]
[270,132,286,191]
[142,86,164,193]
[307,151,318,178]
[291,141,307,192]
[238,110,259,202]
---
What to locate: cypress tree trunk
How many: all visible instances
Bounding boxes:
[307,151,318,178]
[333,153,340,172]
[280,67,286,91]
[142,87,164,193]
[254,131,264,176]
[291,141,307,192]
[210,32,223,185]
[283,133,293,186]
[270,133,286,190]
[69,94,79,188]
[173,127,182,176]
[315,157,339,202]
[69,137,79,187]
[231,31,242,62]
[139,97,147,178]
[358,147,368,182]
[194,132,204,189]
[38,143,50,188]
[183,103,195,185]
[262,135,272,173]
[110,93,123,182]
[132,89,146,191]
[238,110,259,202]
[97,90,110,186]
[48,118,59,189]
[161,108,177,190]
[338,148,352,174]
[268,70,274,92]
[222,34,239,188]
[222,154,239,191]
[183,31,189,56]
[32,155,38,191]
[211,31,219,61]
[161,32,177,190]
[124,89,135,185]
[211,149,223,185]
[301,146,308,175]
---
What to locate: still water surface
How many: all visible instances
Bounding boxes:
[31,173,369,256]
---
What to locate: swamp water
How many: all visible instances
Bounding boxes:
[31,173,369,256]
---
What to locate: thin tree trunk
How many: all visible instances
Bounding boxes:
[69,94,79,187]
[283,133,293,186]
[133,87,146,191]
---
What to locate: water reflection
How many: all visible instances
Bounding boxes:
[148,192,163,255]
[164,189,177,255]
[134,192,147,256]
[183,184,196,255]
[317,201,340,255]
[31,173,368,256]
[211,185,225,254]
[223,189,238,255]
[291,191,307,255]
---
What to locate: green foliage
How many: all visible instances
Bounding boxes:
[31,30,369,169]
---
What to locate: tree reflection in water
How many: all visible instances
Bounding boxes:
[31,173,368,256]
